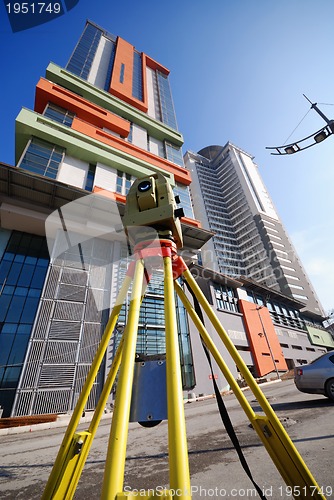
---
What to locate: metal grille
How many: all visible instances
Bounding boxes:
[44,341,78,364]
[79,323,101,363]
[44,266,61,298]
[13,235,112,416]
[15,391,34,416]
[75,364,99,410]
[39,365,75,388]
[61,268,88,286]
[57,283,86,302]
[34,389,72,414]
[85,289,103,322]
[20,342,45,388]
[54,301,83,321]
[49,321,81,340]
[33,300,53,338]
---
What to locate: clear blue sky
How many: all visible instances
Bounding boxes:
[1,0,333,312]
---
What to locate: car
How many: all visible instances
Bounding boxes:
[294,351,334,401]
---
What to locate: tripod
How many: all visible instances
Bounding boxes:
[42,175,326,500]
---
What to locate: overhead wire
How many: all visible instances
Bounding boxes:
[283,108,311,145]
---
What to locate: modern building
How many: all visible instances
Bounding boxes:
[0,20,209,417]
[184,143,324,317]
[0,21,331,418]
[186,264,333,397]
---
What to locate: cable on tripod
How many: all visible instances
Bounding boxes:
[184,280,267,500]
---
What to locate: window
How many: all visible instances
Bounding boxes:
[165,142,184,167]
[115,256,195,388]
[157,71,177,130]
[120,63,125,83]
[116,170,133,195]
[213,283,238,313]
[104,40,116,91]
[116,169,123,194]
[18,138,65,180]
[44,104,75,127]
[127,123,133,143]
[132,51,143,101]
[85,164,96,191]
[173,184,194,219]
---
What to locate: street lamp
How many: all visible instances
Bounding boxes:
[266,95,334,155]
[255,306,280,379]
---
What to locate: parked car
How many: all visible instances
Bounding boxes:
[294,351,334,401]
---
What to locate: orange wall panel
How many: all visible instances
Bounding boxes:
[109,37,148,113]
[34,78,130,137]
[239,300,287,377]
[71,117,192,185]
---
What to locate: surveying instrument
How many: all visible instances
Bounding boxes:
[42,172,326,499]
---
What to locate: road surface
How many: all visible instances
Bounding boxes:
[0,379,333,499]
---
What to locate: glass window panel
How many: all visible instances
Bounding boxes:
[37,257,49,267]
[20,297,39,324]
[8,334,30,365]
[30,266,48,288]
[0,295,11,321]
[17,264,35,287]
[1,324,17,334]
[3,252,15,261]
[0,260,11,283]
[0,333,13,365]
[2,367,21,388]
[17,324,32,334]
[25,256,37,265]
[7,262,23,285]
[14,254,25,263]
[6,296,26,322]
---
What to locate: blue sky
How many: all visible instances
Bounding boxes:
[1,0,334,312]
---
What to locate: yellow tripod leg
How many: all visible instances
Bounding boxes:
[174,280,256,423]
[42,271,133,500]
[164,256,191,499]
[53,336,125,500]
[101,258,145,499]
[181,268,326,499]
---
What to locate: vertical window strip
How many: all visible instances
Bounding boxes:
[119,63,125,84]
[104,41,116,91]
[0,231,49,416]
[157,72,177,130]
[85,164,96,191]
[66,23,102,80]
[165,142,184,167]
[132,51,143,101]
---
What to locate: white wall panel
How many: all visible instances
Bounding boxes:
[149,136,164,157]
[132,123,148,150]
[57,156,87,189]
[146,67,161,120]
[94,163,117,191]
[88,37,113,89]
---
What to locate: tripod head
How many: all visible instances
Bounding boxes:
[122,172,185,248]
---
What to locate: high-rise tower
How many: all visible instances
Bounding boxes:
[184,142,324,316]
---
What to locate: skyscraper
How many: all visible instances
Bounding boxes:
[184,142,324,317]
[0,21,207,417]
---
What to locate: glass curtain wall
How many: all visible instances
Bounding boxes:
[0,232,49,417]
